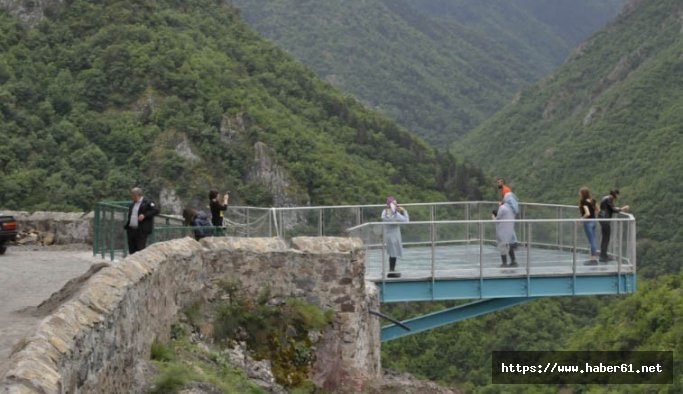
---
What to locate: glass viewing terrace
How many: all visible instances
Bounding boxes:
[94,200,636,341]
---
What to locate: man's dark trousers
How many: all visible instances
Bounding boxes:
[127,227,148,254]
[599,221,611,261]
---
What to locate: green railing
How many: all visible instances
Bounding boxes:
[93,201,128,260]
[93,200,186,260]
[149,226,226,243]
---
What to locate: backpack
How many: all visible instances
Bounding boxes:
[193,211,213,238]
[504,192,520,216]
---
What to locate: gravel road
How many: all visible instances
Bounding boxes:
[0,245,101,373]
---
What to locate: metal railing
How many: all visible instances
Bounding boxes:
[94,200,636,285]
[347,213,635,284]
[93,200,185,260]
[225,201,635,291]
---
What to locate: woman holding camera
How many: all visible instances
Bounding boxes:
[381,196,409,278]
[209,190,229,227]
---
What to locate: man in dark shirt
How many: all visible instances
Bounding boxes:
[123,187,160,254]
[598,189,630,262]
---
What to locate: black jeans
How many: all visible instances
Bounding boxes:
[127,228,149,254]
[599,221,611,260]
[389,257,397,271]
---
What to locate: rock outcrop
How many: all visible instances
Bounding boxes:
[0,0,62,26]
[248,141,309,207]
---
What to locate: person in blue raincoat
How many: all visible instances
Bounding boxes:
[381,196,409,278]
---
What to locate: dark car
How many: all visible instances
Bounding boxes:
[0,214,18,255]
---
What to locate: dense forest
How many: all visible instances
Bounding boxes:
[384,270,683,393]
[229,0,623,146]
[0,0,487,213]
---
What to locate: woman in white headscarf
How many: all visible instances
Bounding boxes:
[495,195,518,267]
[381,196,409,277]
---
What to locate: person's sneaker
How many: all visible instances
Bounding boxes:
[387,272,401,278]
[509,261,519,267]
[598,257,608,263]
[500,263,508,268]
[584,260,599,266]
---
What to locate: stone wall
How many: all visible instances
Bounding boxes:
[0,236,381,393]
[4,211,94,245]
[201,236,381,391]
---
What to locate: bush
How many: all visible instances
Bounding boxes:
[150,341,174,362]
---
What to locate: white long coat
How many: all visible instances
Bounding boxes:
[381,208,409,258]
[496,202,517,254]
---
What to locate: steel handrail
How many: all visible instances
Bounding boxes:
[346,217,634,232]
[349,207,635,290]
[229,202,497,210]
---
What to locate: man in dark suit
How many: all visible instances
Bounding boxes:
[123,187,160,254]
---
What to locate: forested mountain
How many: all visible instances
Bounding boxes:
[384,271,683,393]
[0,0,487,213]
[384,1,683,391]
[453,0,683,278]
[229,0,623,146]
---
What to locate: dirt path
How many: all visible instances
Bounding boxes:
[0,245,102,373]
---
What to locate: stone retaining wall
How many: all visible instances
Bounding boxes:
[4,211,94,245]
[0,236,380,393]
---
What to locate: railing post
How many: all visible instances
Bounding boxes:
[557,207,563,251]
[122,208,128,259]
[465,204,470,244]
[430,206,436,282]
[631,217,637,292]
[520,204,526,245]
[319,208,323,237]
[266,208,275,237]
[572,220,577,295]
[526,221,531,296]
[100,204,106,258]
[479,220,484,298]
[109,209,115,261]
[280,210,285,240]
[617,219,623,294]
[246,208,250,237]
[93,203,100,256]
[381,224,386,292]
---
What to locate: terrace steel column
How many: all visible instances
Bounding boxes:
[381,297,538,342]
